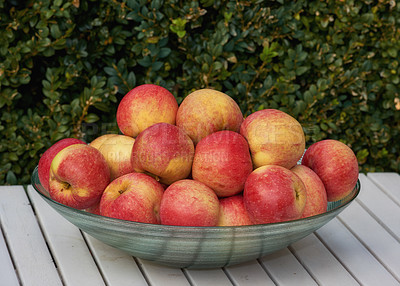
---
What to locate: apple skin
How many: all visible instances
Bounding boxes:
[192,131,253,197]
[99,173,164,224]
[291,165,328,218]
[38,138,86,191]
[243,165,307,224]
[49,144,110,210]
[94,135,135,180]
[86,203,101,215]
[240,109,305,169]
[89,134,118,150]
[116,84,178,137]
[217,195,253,226]
[301,139,359,202]
[159,179,220,226]
[131,123,194,185]
[176,89,243,144]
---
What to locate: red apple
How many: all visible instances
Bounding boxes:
[159,179,220,226]
[86,203,101,215]
[38,138,86,191]
[291,165,328,218]
[192,131,253,197]
[99,173,164,224]
[218,195,252,226]
[240,109,305,169]
[95,135,135,180]
[243,165,307,224]
[176,89,243,144]
[301,139,359,201]
[49,144,110,209]
[131,123,194,185]
[116,84,178,137]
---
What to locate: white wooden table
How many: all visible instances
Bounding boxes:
[1,173,399,286]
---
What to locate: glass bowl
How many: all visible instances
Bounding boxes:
[31,166,360,269]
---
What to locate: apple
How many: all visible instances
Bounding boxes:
[116,84,178,137]
[38,138,86,191]
[240,109,305,169]
[49,144,110,209]
[217,194,252,226]
[95,134,135,180]
[99,172,164,224]
[176,89,243,144]
[243,165,307,224]
[131,123,194,185]
[192,130,253,197]
[86,203,101,215]
[291,165,328,218]
[159,179,220,226]
[89,134,118,149]
[301,139,359,201]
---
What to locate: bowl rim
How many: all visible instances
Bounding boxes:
[31,165,360,231]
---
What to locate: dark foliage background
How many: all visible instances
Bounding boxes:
[1,0,399,184]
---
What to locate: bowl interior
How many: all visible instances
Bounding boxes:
[31,166,360,269]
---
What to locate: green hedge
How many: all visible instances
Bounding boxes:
[1,0,399,185]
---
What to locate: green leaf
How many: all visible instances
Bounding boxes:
[85,113,100,123]
[50,24,62,39]
[158,47,171,58]
[296,66,308,76]
[6,171,17,185]
[388,48,397,58]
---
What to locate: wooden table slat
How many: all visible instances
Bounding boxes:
[0,186,63,286]
[184,268,233,286]
[290,233,359,286]
[26,185,106,286]
[338,200,400,281]
[135,258,191,286]
[259,247,317,286]
[316,217,400,285]
[367,172,400,205]
[225,259,276,286]
[356,174,400,240]
[0,223,20,286]
[83,233,148,286]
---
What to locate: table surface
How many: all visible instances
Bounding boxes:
[1,172,399,286]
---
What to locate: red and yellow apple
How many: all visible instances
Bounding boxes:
[89,134,118,149]
[38,138,86,191]
[159,179,220,226]
[240,109,305,169]
[243,165,307,224]
[192,131,253,197]
[99,172,164,224]
[116,84,178,137]
[291,165,327,218]
[301,139,359,201]
[131,123,194,185]
[218,195,252,226]
[94,134,135,180]
[176,89,243,144]
[49,144,110,209]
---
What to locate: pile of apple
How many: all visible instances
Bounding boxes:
[38,84,359,227]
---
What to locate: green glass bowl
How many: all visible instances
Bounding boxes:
[31,166,360,269]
